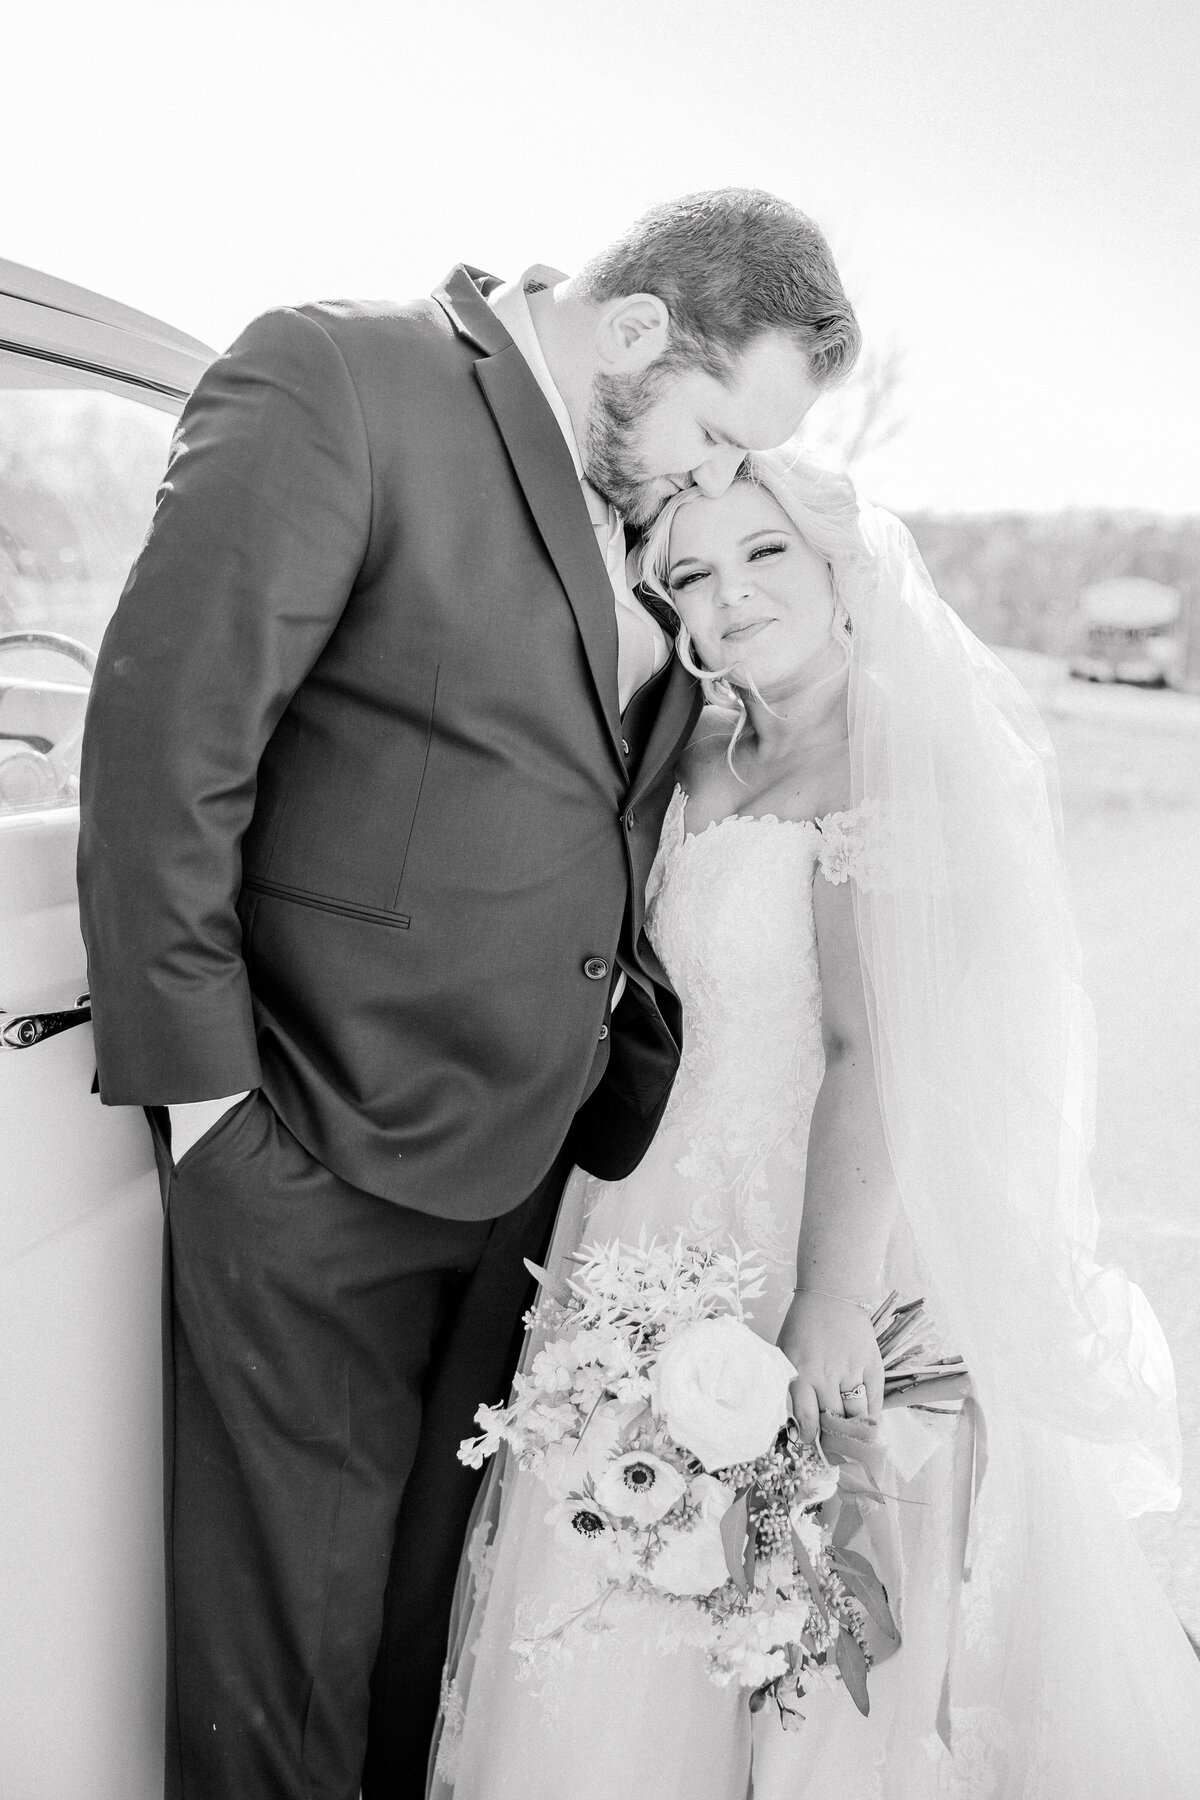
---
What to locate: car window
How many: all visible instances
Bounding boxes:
[0,354,176,815]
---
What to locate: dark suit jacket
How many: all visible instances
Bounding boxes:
[77,266,701,1218]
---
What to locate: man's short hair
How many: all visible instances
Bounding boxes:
[576,187,860,388]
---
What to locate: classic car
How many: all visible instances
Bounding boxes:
[0,256,212,1799]
[1069,575,1183,688]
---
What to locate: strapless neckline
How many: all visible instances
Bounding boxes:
[668,783,866,847]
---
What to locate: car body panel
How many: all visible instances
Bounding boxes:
[0,260,214,1799]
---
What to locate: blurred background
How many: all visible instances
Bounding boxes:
[2,0,1197,1633]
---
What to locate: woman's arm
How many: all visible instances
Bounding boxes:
[777,865,899,1441]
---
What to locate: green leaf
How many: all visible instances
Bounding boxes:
[743,1515,758,1592]
[832,1496,863,1551]
[522,1259,573,1306]
[790,1527,830,1624]
[720,1488,752,1595]
[831,1548,898,1641]
[835,1628,871,1716]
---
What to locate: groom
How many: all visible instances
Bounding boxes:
[78,188,858,1798]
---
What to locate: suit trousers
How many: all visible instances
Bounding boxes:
[153,1089,567,1800]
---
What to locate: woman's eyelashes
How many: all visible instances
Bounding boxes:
[670,543,787,593]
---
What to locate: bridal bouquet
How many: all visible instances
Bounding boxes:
[459,1236,965,1727]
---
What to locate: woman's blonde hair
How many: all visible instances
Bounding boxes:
[638,450,864,771]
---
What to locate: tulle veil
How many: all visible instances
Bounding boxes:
[428,453,1195,1797]
[838,486,1180,1508]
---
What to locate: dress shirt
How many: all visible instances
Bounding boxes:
[488,268,670,713]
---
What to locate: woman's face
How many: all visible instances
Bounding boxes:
[666,482,836,693]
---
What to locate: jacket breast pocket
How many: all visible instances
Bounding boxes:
[240,876,411,929]
[247,663,439,916]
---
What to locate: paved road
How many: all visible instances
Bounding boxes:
[1002,654,1200,1638]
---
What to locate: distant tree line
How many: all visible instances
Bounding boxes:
[902,510,1200,661]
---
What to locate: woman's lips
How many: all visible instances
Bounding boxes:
[722,618,772,643]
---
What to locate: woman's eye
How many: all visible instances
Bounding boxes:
[748,540,786,561]
[670,570,708,592]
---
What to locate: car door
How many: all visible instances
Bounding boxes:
[0,262,212,1800]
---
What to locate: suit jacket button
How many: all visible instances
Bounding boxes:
[598,1023,609,1040]
[583,957,609,981]
[621,738,631,756]
[623,810,636,830]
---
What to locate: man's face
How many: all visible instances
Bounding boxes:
[582,332,822,528]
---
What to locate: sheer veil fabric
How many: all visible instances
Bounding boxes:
[842,494,1180,1507]
[428,458,1200,1798]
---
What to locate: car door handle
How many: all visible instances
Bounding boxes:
[0,993,91,1049]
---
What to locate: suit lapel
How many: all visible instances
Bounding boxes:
[435,266,625,767]
[621,657,701,973]
[431,264,510,352]
[629,655,702,808]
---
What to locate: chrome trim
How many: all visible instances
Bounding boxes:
[0,255,214,359]
[0,337,190,402]
[0,630,97,674]
[0,993,91,1049]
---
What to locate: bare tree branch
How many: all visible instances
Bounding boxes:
[801,339,908,472]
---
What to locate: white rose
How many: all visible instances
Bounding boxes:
[645,1475,735,1596]
[651,1316,796,1472]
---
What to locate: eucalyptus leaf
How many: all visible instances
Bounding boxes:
[743,1513,758,1592]
[835,1628,871,1716]
[790,1527,830,1624]
[721,1489,751,1595]
[832,1496,863,1551]
[832,1547,898,1641]
[522,1259,573,1306]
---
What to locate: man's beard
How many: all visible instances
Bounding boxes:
[582,366,674,528]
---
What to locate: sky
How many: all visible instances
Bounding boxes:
[4,0,1197,514]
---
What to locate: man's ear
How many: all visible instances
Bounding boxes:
[595,294,671,374]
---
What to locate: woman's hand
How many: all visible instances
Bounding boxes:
[776,1289,883,1443]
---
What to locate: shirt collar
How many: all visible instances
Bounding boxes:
[488,266,586,483]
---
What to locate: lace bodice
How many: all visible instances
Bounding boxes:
[581,785,879,1326]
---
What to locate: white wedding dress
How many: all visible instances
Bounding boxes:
[431,785,1200,1799]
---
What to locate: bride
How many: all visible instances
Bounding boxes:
[429,453,1200,1797]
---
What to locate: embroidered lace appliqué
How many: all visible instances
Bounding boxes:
[433,1669,466,1782]
[814,798,895,890]
[465,1518,498,1609]
[619,788,886,1313]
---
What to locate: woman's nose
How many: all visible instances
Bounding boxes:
[716,571,753,607]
